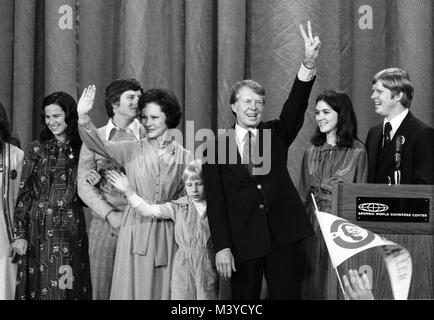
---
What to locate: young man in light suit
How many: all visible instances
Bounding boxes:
[77,79,146,299]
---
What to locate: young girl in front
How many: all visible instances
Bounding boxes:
[106,159,218,300]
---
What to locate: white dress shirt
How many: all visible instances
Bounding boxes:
[105,118,142,141]
[383,108,409,140]
[235,125,258,162]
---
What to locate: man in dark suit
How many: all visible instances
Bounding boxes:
[366,68,434,185]
[202,21,320,299]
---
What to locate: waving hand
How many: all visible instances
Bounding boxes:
[77,85,96,116]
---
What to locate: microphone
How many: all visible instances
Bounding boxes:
[395,135,405,168]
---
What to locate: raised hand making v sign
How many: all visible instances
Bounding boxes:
[299,20,321,69]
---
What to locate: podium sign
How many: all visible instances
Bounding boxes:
[356,197,429,222]
[329,183,434,300]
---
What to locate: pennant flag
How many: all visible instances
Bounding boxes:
[314,207,412,300]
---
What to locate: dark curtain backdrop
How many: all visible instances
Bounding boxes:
[1,0,433,188]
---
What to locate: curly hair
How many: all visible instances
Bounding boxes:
[311,90,358,148]
[140,88,182,129]
[39,91,82,157]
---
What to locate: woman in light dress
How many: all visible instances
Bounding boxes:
[77,85,193,299]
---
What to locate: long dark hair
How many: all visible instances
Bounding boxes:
[311,90,358,148]
[39,91,82,157]
[0,101,20,147]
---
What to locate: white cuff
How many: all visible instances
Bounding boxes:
[127,192,145,208]
[298,63,316,82]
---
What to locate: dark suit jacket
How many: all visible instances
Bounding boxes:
[365,111,434,184]
[202,77,315,262]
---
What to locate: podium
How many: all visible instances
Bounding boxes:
[328,183,434,300]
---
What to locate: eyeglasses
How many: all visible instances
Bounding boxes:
[239,98,264,108]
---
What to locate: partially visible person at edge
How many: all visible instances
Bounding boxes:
[298,90,368,299]
[366,68,434,185]
[77,86,192,299]
[0,102,24,300]
[12,92,91,300]
[77,79,145,300]
[202,21,320,300]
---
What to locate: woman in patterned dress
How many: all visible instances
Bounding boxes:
[298,90,368,300]
[0,102,24,300]
[12,92,91,300]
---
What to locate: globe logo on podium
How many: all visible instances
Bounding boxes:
[358,203,389,213]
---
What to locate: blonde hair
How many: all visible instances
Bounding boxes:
[182,159,203,182]
[373,68,414,108]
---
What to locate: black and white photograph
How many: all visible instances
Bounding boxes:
[0,0,433,317]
